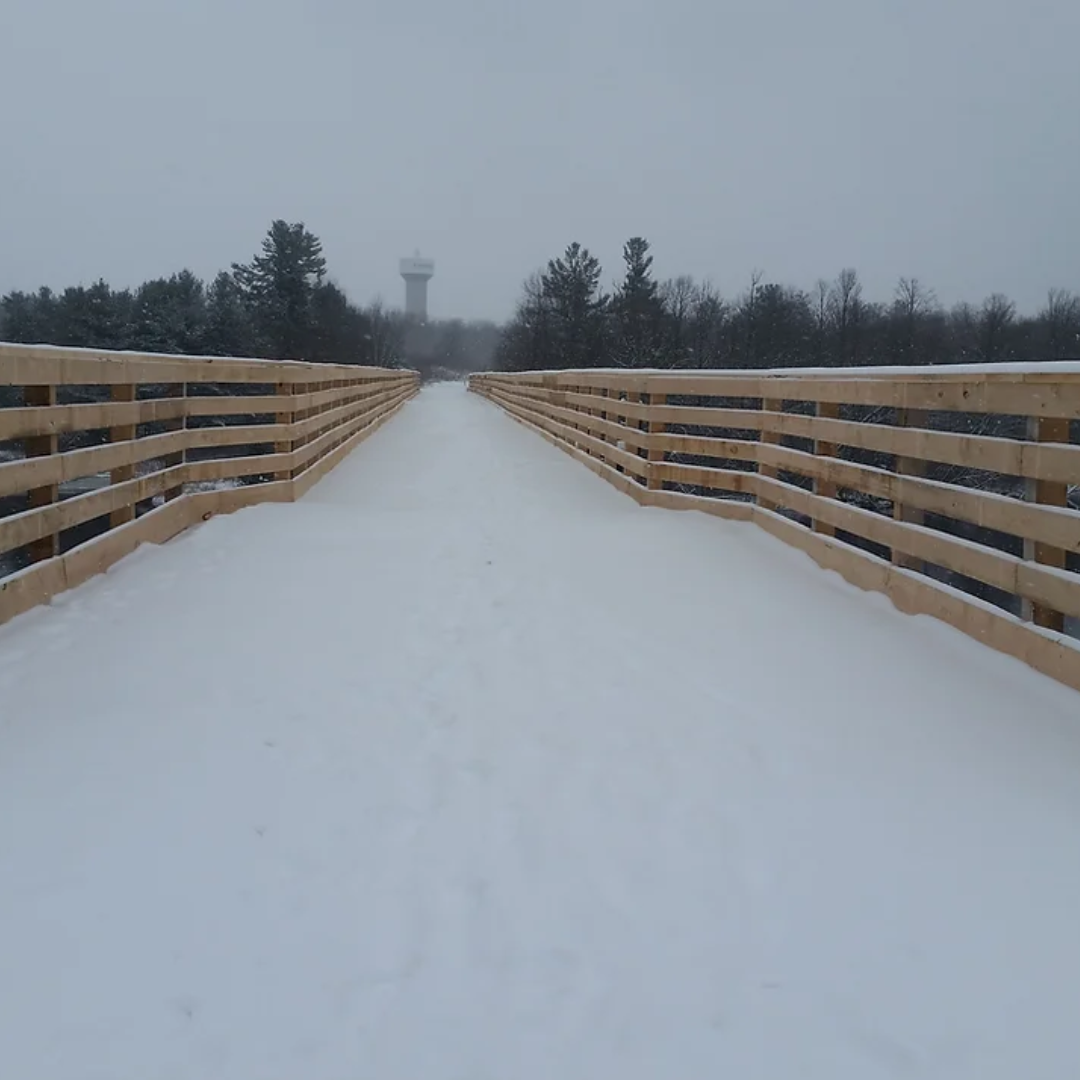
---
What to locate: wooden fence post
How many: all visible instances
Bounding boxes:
[275,380,295,484]
[568,382,581,439]
[24,385,59,562]
[163,383,186,502]
[647,392,666,491]
[812,399,839,536]
[1025,415,1069,631]
[613,388,636,476]
[109,383,137,527]
[293,381,313,481]
[757,396,783,511]
[892,408,928,571]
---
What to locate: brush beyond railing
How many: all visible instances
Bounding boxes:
[471,367,1080,692]
[0,344,419,624]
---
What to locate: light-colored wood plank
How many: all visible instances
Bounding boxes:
[893,408,928,570]
[614,400,766,429]
[23,386,60,562]
[109,384,137,527]
[759,410,1079,485]
[813,400,840,537]
[754,440,1080,556]
[1026,416,1071,631]
[757,397,784,512]
[274,381,294,483]
[475,368,1080,419]
[647,434,759,460]
[0,430,189,499]
[0,343,414,387]
[0,397,188,440]
[651,462,756,494]
[646,392,666,490]
[489,385,653,453]
[157,384,186,502]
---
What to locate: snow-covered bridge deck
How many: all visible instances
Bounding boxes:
[2,383,1078,1078]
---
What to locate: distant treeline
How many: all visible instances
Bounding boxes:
[495,238,1080,371]
[0,219,498,378]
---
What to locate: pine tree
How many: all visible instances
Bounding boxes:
[204,272,253,357]
[233,220,326,359]
[127,272,207,355]
[309,281,369,365]
[612,237,664,367]
[540,242,608,369]
[36,281,122,348]
[56,286,96,347]
[84,280,128,348]
[0,290,46,343]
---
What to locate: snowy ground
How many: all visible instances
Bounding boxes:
[1,381,1079,1079]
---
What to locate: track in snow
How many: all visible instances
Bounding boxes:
[1,381,1078,1079]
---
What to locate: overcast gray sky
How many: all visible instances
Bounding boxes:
[2,0,1077,321]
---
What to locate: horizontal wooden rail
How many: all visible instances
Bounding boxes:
[471,367,1080,693]
[0,343,419,624]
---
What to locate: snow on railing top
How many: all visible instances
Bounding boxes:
[507,360,1080,378]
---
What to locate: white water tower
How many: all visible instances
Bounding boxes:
[399,251,434,320]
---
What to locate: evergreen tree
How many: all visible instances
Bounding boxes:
[55,284,117,347]
[128,271,207,355]
[204,272,253,356]
[612,237,664,367]
[540,242,608,369]
[309,281,370,365]
[0,219,400,367]
[233,220,326,359]
[742,284,814,368]
[50,287,85,345]
[0,290,48,343]
[83,280,129,349]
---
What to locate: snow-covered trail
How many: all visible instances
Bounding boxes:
[1,381,1079,1079]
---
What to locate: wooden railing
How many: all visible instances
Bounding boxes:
[471,367,1080,692]
[1,344,419,624]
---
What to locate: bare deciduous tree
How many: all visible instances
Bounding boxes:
[828,268,863,364]
[979,293,1016,362]
[892,277,939,364]
[1040,288,1080,358]
[688,281,726,369]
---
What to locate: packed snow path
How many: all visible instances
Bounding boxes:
[1,382,1079,1079]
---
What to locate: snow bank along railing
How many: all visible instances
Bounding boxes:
[471,367,1080,692]
[0,344,419,625]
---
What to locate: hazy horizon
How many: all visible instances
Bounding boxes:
[2,0,1077,322]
